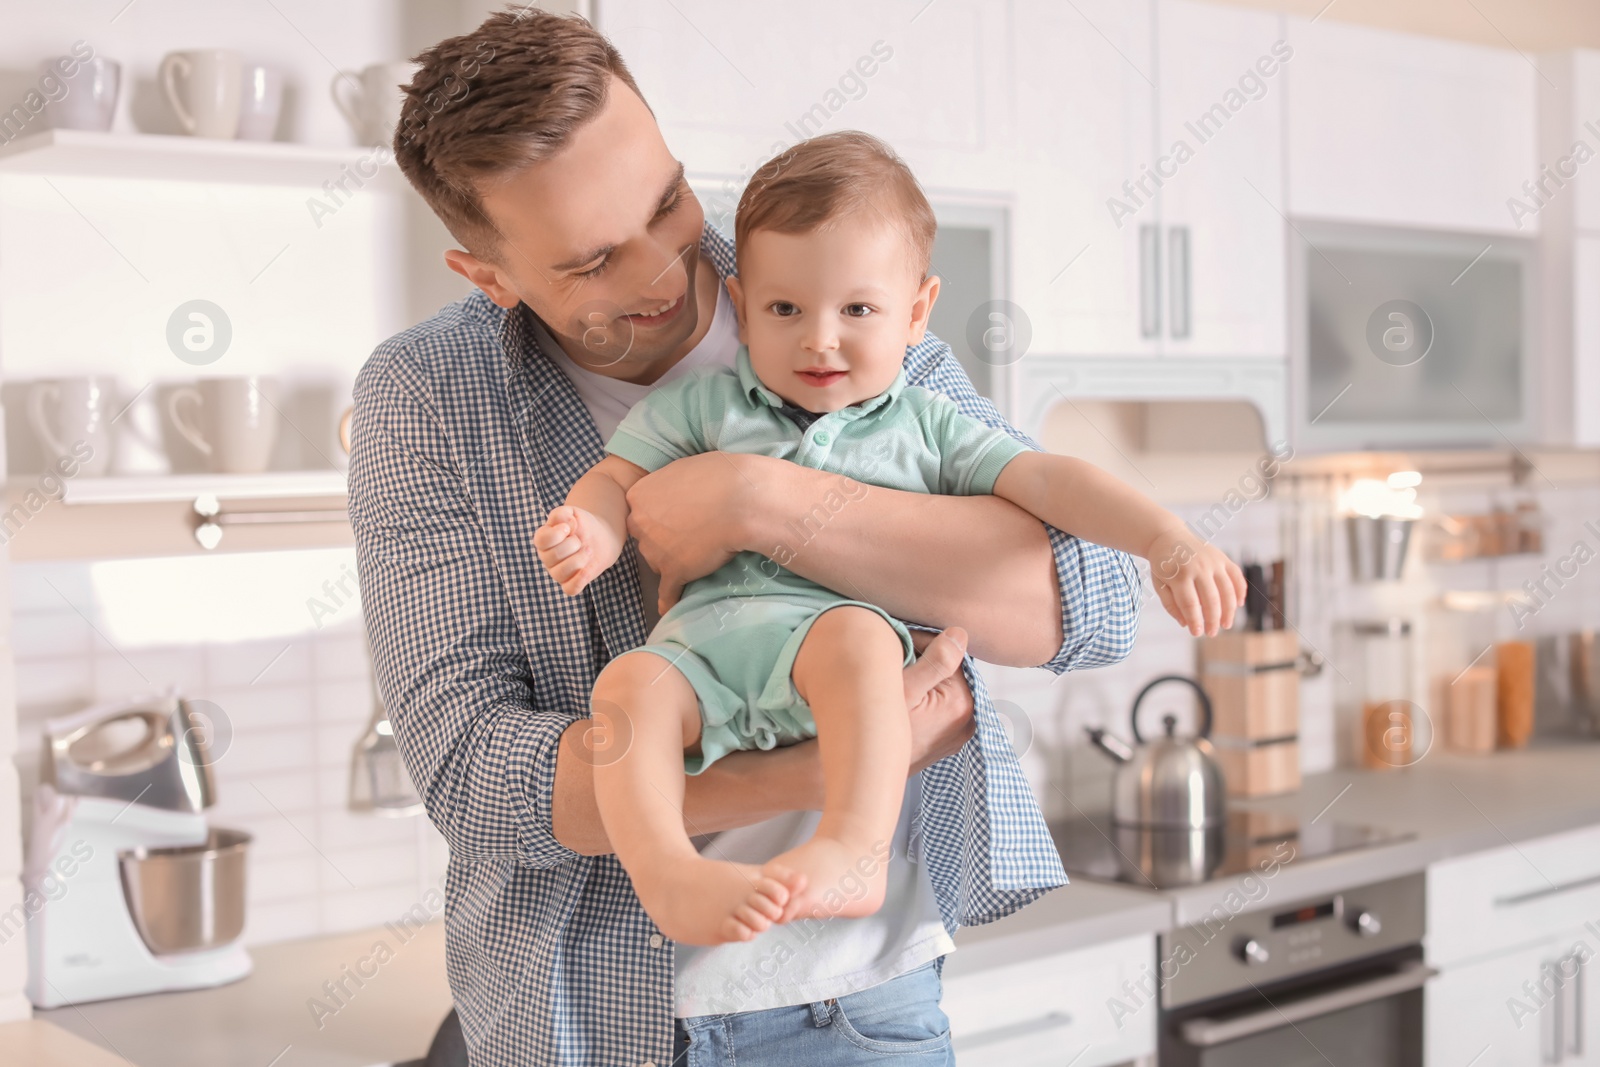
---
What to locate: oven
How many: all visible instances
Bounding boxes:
[1159,872,1432,1066]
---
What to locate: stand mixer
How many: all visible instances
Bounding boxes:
[25,693,252,1007]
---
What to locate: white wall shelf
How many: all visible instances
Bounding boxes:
[60,471,347,506]
[0,129,395,188]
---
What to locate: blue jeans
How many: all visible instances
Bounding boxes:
[673,960,954,1065]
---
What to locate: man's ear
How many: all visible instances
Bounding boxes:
[444,248,522,309]
[725,275,749,345]
[907,274,942,345]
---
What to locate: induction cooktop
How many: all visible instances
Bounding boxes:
[1048,808,1413,890]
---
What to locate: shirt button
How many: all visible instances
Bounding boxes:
[649,934,664,948]
[814,431,831,445]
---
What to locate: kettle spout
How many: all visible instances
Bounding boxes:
[1084,726,1134,763]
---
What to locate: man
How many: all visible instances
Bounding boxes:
[349,10,1140,1067]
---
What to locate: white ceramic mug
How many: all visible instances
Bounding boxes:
[167,377,279,474]
[331,62,417,146]
[236,64,285,141]
[110,384,172,476]
[160,49,242,139]
[28,377,115,477]
[41,55,120,132]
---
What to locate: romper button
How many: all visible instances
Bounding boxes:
[649,934,664,948]
[814,431,831,445]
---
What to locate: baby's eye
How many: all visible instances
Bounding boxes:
[770,301,799,317]
[843,304,874,318]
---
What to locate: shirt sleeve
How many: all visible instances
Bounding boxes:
[910,390,1033,496]
[603,369,719,473]
[347,345,579,871]
[907,335,1142,674]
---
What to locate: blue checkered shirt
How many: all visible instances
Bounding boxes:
[348,224,1140,1067]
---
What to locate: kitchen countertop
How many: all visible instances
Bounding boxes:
[40,922,450,1067]
[41,745,1600,1061]
[950,742,1600,965]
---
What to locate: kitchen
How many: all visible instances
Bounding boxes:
[1,0,1598,1064]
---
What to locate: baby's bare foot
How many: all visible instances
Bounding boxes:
[634,857,805,946]
[764,834,891,922]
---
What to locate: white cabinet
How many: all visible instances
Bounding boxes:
[1428,823,1600,1066]
[600,0,1009,193]
[1012,0,1157,358]
[1013,0,1286,359]
[941,934,1156,1067]
[1154,1,1287,357]
[1284,16,1537,233]
[1426,937,1569,1067]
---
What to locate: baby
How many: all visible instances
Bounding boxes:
[536,131,1244,946]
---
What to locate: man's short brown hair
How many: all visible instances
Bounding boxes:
[393,9,644,257]
[734,131,936,280]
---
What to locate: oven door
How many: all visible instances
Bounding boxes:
[1161,950,1434,1067]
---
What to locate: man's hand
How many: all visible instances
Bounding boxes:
[903,627,976,774]
[626,451,774,615]
[535,504,624,596]
[1145,526,1247,637]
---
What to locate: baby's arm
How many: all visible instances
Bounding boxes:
[535,454,650,597]
[992,453,1246,636]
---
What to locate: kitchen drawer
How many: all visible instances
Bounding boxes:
[1428,822,1600,967]
[942,934,1155,1067]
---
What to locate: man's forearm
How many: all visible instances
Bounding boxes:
[551,723,824,855]
[745,463,1063,668]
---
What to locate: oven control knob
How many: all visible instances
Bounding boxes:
[1234,937,1270,966]
[1349,910,1382,937]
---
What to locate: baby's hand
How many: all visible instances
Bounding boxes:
[535,505,623,597]
[1145,527,1247,637]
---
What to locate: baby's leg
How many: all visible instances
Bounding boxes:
[591,650,802,946]
[765,605,910,920]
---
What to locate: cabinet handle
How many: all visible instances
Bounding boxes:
[1564,950,1584,1058]
[1544,959,1563,1064]
[1169,225,1191,339]
[1139,224,1162,338]
[952,1010,1073,1051]
[1178,960,1435,1047]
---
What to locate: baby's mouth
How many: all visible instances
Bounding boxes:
[797,368,847,387]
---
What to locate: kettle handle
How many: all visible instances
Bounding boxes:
[1130,674,1214,742]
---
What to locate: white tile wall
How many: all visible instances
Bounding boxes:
[7,555,449,952]
[985,476,1600,808]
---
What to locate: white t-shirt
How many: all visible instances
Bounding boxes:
[534,284,956,1016]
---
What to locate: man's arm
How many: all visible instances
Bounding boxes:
[624,340,1142,671]
[551,627,978,854]
[348,350,833,867]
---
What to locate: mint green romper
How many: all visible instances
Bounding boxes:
[605,347,1029,774]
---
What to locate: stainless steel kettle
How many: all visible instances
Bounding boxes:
[1085,674,1227,829]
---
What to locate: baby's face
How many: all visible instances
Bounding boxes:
[727,213,939,412]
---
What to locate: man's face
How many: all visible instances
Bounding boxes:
[450,78,706,379]
[728,213,939,413]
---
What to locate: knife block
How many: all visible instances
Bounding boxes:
[1199,630,1301,796]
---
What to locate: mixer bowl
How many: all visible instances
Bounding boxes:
[119,828,250,955]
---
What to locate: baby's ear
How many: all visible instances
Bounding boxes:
[725,275,750,343]
[907,275,942,345]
